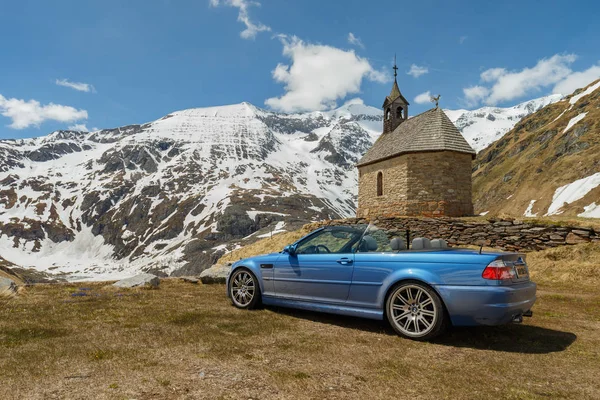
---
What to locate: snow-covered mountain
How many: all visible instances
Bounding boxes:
[0,100,381,280]
[0,94,565,281]
[445,94,563,152]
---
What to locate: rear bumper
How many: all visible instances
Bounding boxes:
[434,282,537,326]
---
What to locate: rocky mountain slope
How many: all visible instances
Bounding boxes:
[473,79,600,218]
[0,93,573,280]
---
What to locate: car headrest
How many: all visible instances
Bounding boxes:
[430,239,448,249]
[411,237,431,250]
[390,237,406,251]
[359,235,378,252]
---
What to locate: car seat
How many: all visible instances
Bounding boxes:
[390,237,407,251]
[411,237,431,250]
[430,239,448,249]
[358,235,378,252]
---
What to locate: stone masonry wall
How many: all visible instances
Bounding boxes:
[357,151,473,218]
[357,155,409,217]
[314,216,599,252]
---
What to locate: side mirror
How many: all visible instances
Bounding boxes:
[283,245,297,256]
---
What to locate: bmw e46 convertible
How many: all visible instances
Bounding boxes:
[226,224,536,340]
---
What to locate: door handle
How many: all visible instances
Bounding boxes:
[337,258,353,265]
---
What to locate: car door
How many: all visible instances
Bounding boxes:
[273,228,359,304]
[348,227,400,309]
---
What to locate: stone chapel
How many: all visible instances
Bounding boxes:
[356,68,476,218]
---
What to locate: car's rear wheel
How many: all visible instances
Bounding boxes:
[229,269,261,309]
[386,281,446,340]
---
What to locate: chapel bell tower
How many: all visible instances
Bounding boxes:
[382,57,410,134]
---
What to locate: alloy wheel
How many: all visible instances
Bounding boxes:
[230,270,256,308]
[389,284,437,338]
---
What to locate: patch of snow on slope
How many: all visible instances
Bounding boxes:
[579,203,600,218]
[546,172,600,215]
[524,200,537,217]
[563,112,587,133]
[570,80,600,105]
[246,210,289,220]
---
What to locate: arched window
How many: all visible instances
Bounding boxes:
[385,108,391,120]
[377,172,383,196]
[396,106,403,119]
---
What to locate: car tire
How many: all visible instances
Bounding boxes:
[229,268,261,310]
[385,281,446,341]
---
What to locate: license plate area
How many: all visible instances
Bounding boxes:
[514,264,528,278]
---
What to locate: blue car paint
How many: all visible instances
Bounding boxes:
[226,239,536,327]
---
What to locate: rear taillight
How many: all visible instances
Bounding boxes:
[482,260,515,280]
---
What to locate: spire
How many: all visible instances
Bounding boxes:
[387,54,402,101]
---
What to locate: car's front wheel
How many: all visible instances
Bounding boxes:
[386,281,446,340]
[229,269,261,309]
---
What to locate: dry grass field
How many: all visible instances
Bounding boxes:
[1,243,600,399]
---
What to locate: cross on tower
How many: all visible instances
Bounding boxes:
[393,54,398,79]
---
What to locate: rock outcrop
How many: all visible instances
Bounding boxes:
[0,277,18,296]
[199,264,232,284]
[113,273,160,288]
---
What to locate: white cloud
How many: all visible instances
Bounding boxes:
[209,0,270,39]
[459,36,467,44]
[347,32,364,48]
[265,35,388,113]
[463,86,490,107]
[0,94,88,129]
[56,78,95,93]
[68,123,89,131]
[553,64,600,94]
[485,54,576,104]
[407,64,428,78]
[480,68,506,83]
[462,54,579,106]
[414,91,432,104]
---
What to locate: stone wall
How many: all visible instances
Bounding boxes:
[314,216,599,252]
[357,155,409,217]
[357,151,473,218]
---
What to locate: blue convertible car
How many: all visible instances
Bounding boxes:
[226,224,536,340]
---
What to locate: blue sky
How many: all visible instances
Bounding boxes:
[1,0,599,139]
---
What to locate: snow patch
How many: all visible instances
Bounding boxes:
[578,203,600,218]
[546,173,600,215]
[563,112,587,133]
[246,210,289,221]
[569,80,600,105]
[524,200,537,217]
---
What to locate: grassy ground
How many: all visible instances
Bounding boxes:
[2,244,600,399]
